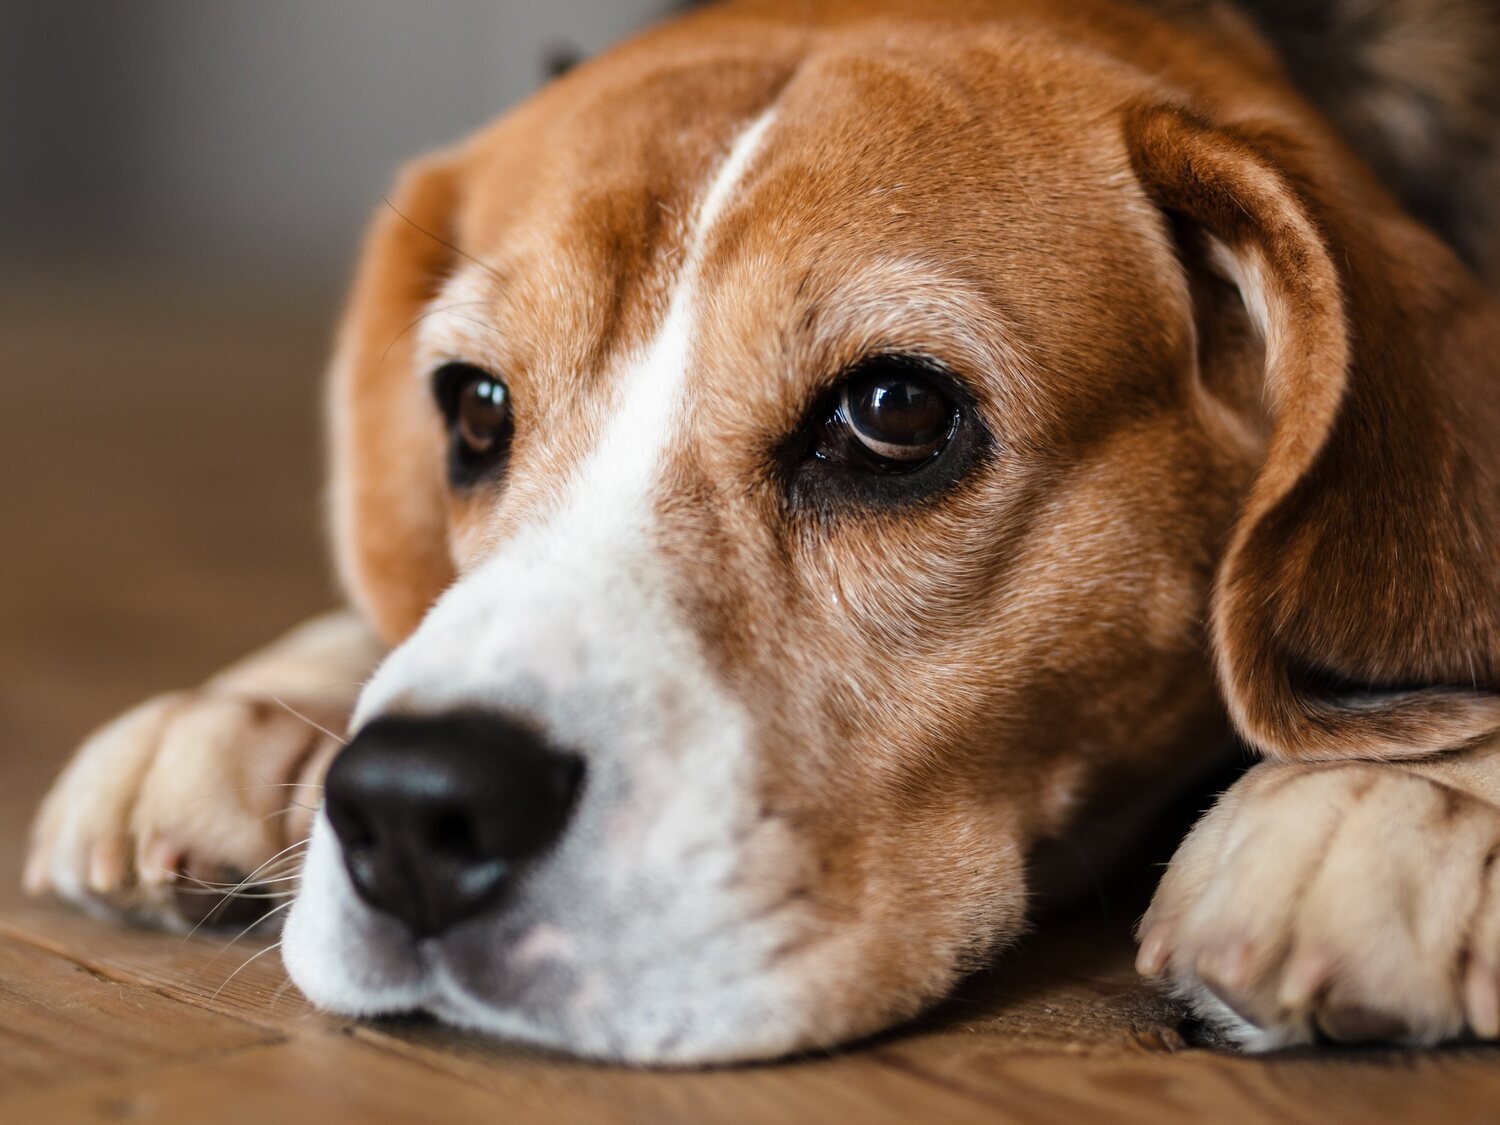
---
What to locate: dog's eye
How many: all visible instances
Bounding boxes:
[456,377,509,455]
[433,362,513,486]
[816,358,958,472]
[783,354,986,511]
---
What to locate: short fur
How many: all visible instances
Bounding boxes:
[27,0,1500,1061]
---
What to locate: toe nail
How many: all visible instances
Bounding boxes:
[22,852,49,895]
[1465,962,1500,1039]
[138,838,181,887]
[87,841,127,893]
[1136,927,1171,976]
[1279,953,1331,1011]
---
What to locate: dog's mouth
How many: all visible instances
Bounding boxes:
[281,790,868,1064]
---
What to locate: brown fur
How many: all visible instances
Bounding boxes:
[323,0,1500,1020]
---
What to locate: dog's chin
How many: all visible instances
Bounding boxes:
[280,817,928,1065]
[411,965,844,1067]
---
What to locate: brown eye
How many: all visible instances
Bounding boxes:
[433,362,513,487]
[822,359,958,471]
[457,376,509,455]
[788,353,984,510]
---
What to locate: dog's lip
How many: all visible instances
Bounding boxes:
[413,955,574,1044]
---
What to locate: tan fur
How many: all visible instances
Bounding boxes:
[27,0,1500,1052]
[25,613,380,923]
[1140,731,1500,1046]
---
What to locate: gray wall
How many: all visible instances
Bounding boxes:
[0,0,674,279]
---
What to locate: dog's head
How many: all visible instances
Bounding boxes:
[283,0,1500,1062]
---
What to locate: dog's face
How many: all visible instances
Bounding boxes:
[283,2,1500,1063]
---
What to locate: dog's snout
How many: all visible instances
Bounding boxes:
[323,712,584,938]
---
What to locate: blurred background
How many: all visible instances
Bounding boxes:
[0,1,675,817]
[1,0,674,278]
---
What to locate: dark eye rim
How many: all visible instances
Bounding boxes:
[778,352,993,514]
[431,360,514,489]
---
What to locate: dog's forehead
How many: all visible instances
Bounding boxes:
[418,29,1187,518]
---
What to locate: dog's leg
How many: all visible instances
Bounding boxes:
[1137,732,1500,1048]
[24,611,382,930]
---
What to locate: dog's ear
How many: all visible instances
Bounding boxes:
[1127,105,1500,761]
[328,151,463,646]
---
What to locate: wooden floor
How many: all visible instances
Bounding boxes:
[3,272,1499,1122]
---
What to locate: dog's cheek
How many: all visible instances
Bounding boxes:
[865,796,1031,997]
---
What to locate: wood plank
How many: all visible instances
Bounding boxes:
[349,1023,1002,1125]
[0,934,280,1092]
[899,930,1193,1053]
[0,904,317,1032]
[0,1033,542,1125]
[869,1041,1500,1125]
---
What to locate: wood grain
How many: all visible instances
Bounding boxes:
[0,935,279,1092]
[3,272,1499,1120]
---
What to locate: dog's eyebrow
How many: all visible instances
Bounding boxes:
[801,257,1037,400]
[411,268,517,374]
[387,296,508,367]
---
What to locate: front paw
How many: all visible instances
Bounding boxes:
[25,690,344,931]
[1138,762,1500,1048]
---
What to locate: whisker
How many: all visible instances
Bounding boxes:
[211,940,284,1004]
[207,900,297,966]
[305,679,373,695]
[236,838,311,882]
[380,299,493,362]
[271,694,348,748]
[268,975,301,1013]
[147,862,303,896]
[259,801,319,824]
[171,887,297,899]
[162,868,299,895]
[382,197,507,287]
[185,782,325,806]
[175,871,304,890]
[178,839,309,942]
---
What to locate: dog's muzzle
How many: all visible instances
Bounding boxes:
[323,713,585,938]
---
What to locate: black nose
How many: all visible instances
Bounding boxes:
[324,712,584,938]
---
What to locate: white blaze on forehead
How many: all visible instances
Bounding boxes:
[572,107,777,508]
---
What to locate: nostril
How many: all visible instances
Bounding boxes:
[428,810,480,862]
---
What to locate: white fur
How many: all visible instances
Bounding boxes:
[282,110,827,1063]
[1206,235,1273,353]
[1175,978,1287,1051]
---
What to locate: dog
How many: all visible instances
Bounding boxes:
[24,0,1500,1063]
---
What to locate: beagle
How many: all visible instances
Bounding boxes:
[25,0,1500,1063]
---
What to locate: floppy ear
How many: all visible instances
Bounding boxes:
[328,151,463,646]
[1127,105,1500,761]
